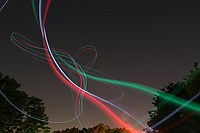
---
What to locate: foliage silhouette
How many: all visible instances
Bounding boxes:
[146,63,200,133]
[53,123,131,133]
[0,72,50,133]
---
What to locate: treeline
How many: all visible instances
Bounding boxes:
[53,123,131,133]
[146,63,200,133]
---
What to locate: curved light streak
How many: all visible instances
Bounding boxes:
[0,1,199,132]
[38,0,145,132]
[10,31,200,113]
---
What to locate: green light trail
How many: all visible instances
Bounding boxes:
[11,32,200,113]
[56,51,200,113]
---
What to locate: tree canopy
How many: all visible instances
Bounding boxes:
[0,72,50,133]
[53,123,131,133]
[146,63,200,133]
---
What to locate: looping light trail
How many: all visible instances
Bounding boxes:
[38,0,143,132]
[0,1,200,133]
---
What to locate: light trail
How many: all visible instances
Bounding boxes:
[38,0,143,132]
[0,1,199,132]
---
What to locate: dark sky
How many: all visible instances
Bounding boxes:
[1,0,200,132]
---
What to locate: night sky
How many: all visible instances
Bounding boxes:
[1,0,200,132]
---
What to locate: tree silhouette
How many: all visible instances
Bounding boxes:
[0,72,50,133]
[146,63,200,133]
[53,123,131,133]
